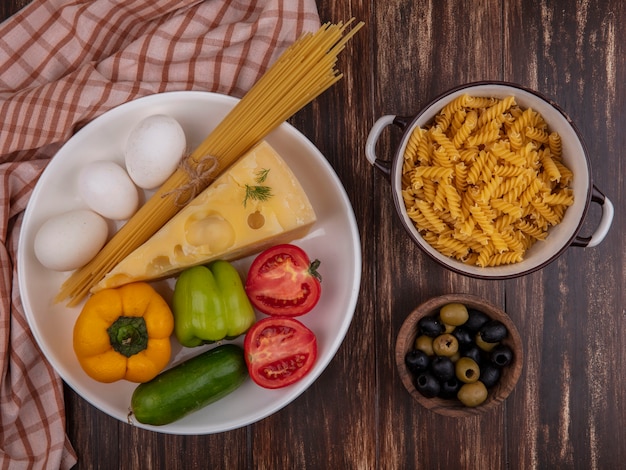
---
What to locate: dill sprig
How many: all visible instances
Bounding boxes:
[243,168,273,207]
[255,168,270,183]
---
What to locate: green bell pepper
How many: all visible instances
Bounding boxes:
[172,261,256,347]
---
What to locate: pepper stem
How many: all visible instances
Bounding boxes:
[107,316,148,357]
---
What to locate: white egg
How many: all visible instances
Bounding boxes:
[34,209,109,271]
[78,160,139,220]
[125,114,186,189]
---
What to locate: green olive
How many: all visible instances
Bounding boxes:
[432,333,459,357]
[475,332,499,352]
[457,381,488,407]
[415,335,434,356]
[440,303,469,326]
[455,357,480,383]
[443,322,455,334]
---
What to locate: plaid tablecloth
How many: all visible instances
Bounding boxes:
[0,1,320,468]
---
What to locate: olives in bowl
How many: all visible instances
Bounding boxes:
[396,294,523,417]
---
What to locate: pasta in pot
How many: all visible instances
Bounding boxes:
[401,94,574,267]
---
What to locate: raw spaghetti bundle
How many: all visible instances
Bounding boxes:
[57,19,363,306]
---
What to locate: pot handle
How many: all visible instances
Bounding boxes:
[366,115,410,178]
[571,186,614,248]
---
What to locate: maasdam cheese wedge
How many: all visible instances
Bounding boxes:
[94,141,316,290]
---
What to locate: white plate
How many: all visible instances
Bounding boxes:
[17,91,362,435]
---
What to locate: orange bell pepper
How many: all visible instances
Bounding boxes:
[73,282,174,383]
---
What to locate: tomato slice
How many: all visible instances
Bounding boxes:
[243,317,317,389]
[245,244,321,317]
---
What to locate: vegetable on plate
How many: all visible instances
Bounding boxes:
[245,244,322,317]
[172,261,256,347]
[244,316,317,389]
[130,344,248,426]
[72,282,174,383]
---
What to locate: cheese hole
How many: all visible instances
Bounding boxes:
[173,244,184,259]
[186,215,235,252]
[248,211,265,229]
[147,256,172,276]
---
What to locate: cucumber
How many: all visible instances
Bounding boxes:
[130,343,248,426]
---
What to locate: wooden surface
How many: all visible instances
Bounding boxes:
[3,0,625,468]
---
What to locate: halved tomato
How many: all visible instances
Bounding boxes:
[244,244,321,317]
[243,316,317,389]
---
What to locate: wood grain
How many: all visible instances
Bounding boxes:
[3,0,625,468]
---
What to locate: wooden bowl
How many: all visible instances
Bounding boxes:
[395,293,523,417]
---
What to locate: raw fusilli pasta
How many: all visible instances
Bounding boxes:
[401,94,575,267]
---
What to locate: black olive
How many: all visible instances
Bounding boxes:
[461,345,486,366]
[417,315,445,337]
[430,356,455,381]
[480,363,502,388]
[438,377,462,399]
[479,320,508,343]
[452,326,473,347]
[475,333,499,352]
[405,349,430,373]
[490,344,514,367]
[415,372,440,398]
[464,309,490,332]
